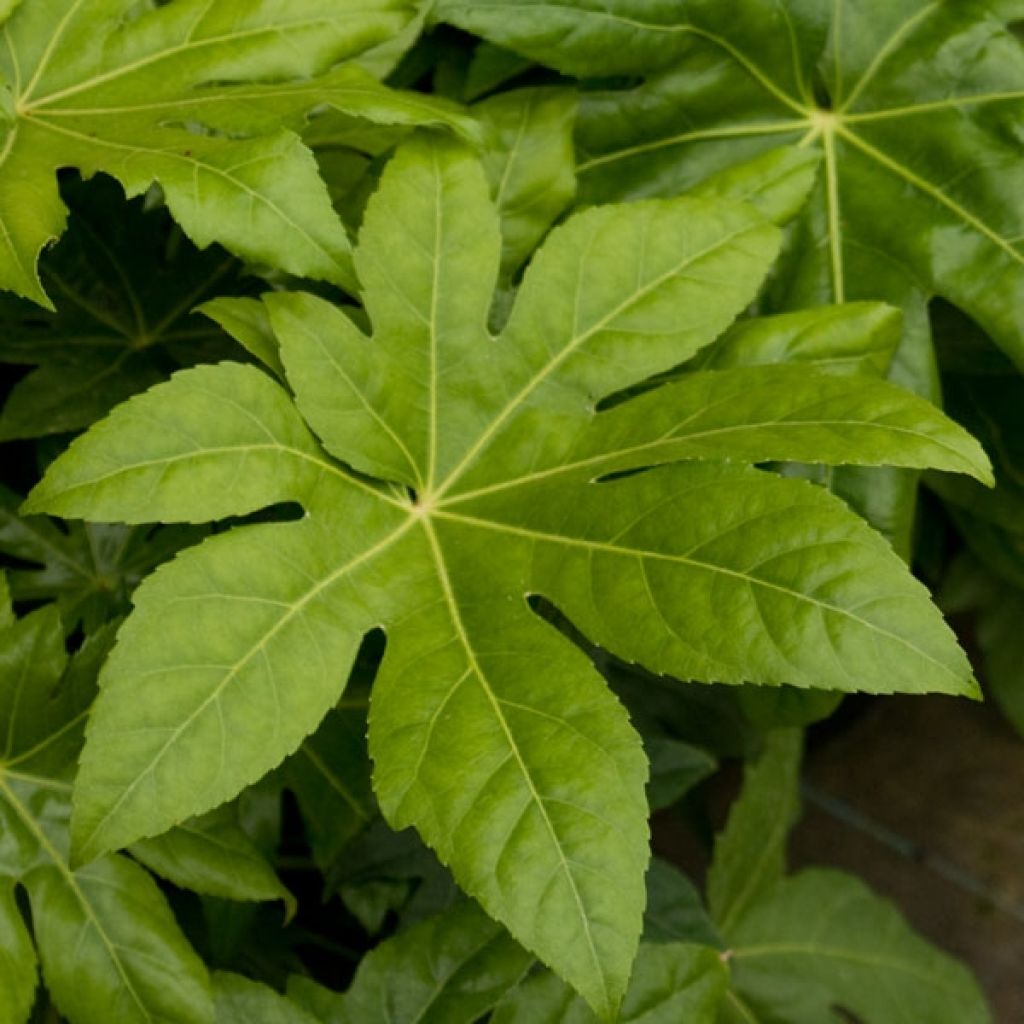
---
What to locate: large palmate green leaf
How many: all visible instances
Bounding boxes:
[27,133,989,1017]
[0,0,474,306]
[436,0,1024,362]
[0,175,249,441]
[0,607,212,1024]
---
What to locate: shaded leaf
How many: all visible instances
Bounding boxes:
[213,973,317,1024]
[320,901,531,1024]
[0,175,247,441]
[491,943,727,1024]
[707,730,801,934]
[725,870,992,1024]
[0,607,212,1024]
[131,803,293,915]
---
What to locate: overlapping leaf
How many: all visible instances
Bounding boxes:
[27,133,990,1016]
[0,0,474,306]
[0,484,203,633]
[288,901,531,1024]
[0,606,212,1024]
[436,1,1024,361]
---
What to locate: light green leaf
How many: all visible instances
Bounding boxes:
[696,303,902,377]
[0,878,36,1024]
[29,856,213,1024]
[492,943,728,1024]
[475,86,578,280]
[198,296,285,381]
[679,148,820,227]
[324,901,531,1024]
[23,361,331,523]
[446,462,977,695]
[30,134,983,1016]
[707,730,801,935]
[725,869,992,1024]
[481,363,992,489]
[213,973,317,1024]
[131,803,294,914]
[0,0,471,305]
[0,608,212,1024]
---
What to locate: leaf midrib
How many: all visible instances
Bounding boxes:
[422,518,610,1012]
[76,516,415,858]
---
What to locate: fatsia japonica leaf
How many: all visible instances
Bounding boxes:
[130,802,293,914]
[474,86,578,282]
[282,703,375,872]
[0,0,475,306]
[436,1,1024,368]
[491,943,727,1024]
[723,870,992,1024]
[213,973,318,1024]
[0,607,212,1024]
[0,484,204,634]
[0,175,250,441]
[707,730,801,935]
[28,133,987,1016]
[706,712,990,1022]
[288,901,532,1024]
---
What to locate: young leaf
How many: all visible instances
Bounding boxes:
[491,943,728,1024]
[707,730,802,935]
[0,0,471,305]
[0,608,212,1024]
[309,901,532,1024]
[29,133,985,1016]
[725,870,992,1024]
